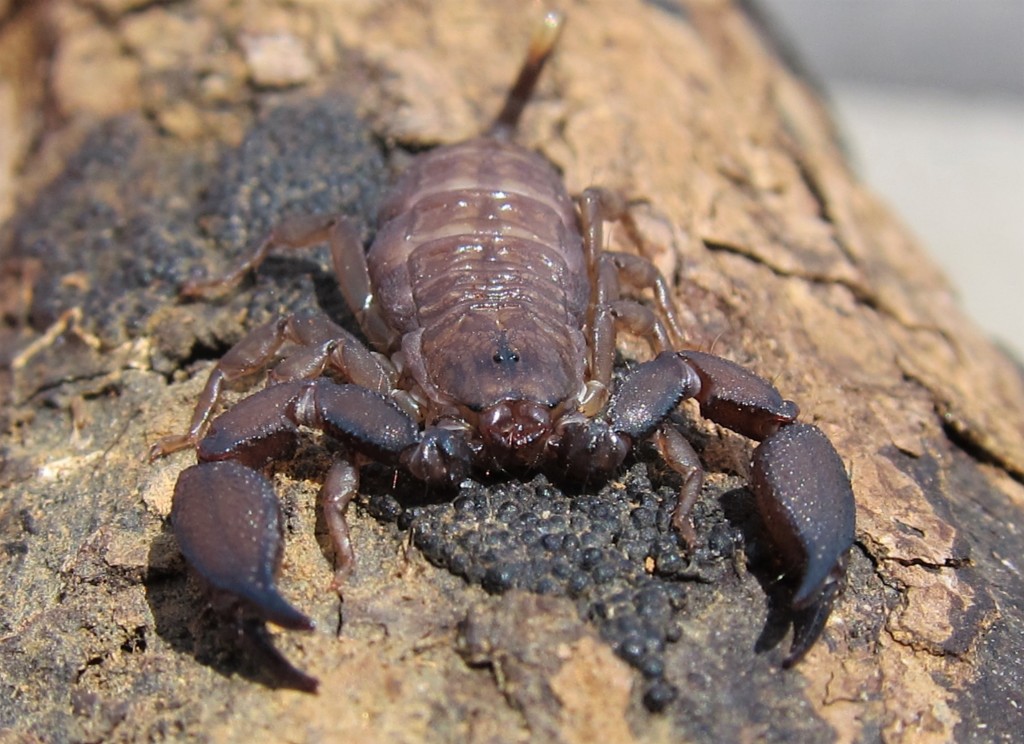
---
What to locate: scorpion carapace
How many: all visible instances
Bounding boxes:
[151,12,856,693]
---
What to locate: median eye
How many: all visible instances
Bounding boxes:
[492,348,521,364]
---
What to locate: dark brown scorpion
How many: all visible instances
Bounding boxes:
[151,13,856,692]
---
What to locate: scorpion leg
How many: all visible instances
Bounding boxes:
[180,209,398,352]
[150,316,297,458]
[269,312,397,395]
[327,214,399,352]
[181,213,338,298]
[173,202,400,366]
[605,251,686,347]
[578,191,620,389]
[578,187,686,398]
[150,311,396,459]
[652,426,704,547]
[680,350,855,662]
[321,456,359,588]
[578,187,685,345]
[609,299,676,354]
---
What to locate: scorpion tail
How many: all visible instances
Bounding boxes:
[487,10,565,141]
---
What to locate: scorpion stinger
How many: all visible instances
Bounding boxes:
[487,10,565,141]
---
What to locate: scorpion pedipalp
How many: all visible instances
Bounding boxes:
[751,422,856,664]
[678,350,856,659]
[172,460,314,632]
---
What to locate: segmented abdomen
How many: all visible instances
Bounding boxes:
[368,138,588,336]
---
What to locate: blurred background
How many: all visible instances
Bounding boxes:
[757,0,1024,360]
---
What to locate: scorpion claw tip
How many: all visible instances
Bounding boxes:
[173,461,314,629]
[247,585,316,632]
[751,423,855,663]
[783,571,844,667]
[173,461,320,689]
[241,619,320,693]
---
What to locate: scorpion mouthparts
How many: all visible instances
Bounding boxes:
[479,400,553,463]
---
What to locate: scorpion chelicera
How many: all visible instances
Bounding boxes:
[152,13,856,691]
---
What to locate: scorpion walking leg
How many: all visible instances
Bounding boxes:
[180,207,399,361]
[269,312,397,395]
[181,214,339,298]
[321,456,359,589]
[578,187,685,388]
[578,188,685,339]
[652,426,704,547]
[578,188,620,389]
[602,354,703,547]
[609,299,676,354]
[581,187,626,390]
[606,251,685,347]
[150,316,298,458]
[150,312,396,458]
[327,216,398,352]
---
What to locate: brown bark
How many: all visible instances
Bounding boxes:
[2,1,1022,742]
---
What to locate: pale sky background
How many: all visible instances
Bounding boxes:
[757,0,1024,360]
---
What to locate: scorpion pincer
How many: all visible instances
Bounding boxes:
[151,13,856,691]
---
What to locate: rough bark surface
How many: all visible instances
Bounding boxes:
[2,1,1023,742]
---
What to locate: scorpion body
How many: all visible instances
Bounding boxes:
[371,137,588,422]
[152,13,856,693]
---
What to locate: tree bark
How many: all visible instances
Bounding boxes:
[2,1,1022,742]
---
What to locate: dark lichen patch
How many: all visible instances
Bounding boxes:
[6,118,209,350]
[195,94,386,324]
[361,458,841,741]
[367,461,750,711]
[4,93,386,401]
[917,446,1024,742]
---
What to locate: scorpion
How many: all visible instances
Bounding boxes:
[151,13,856,692]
